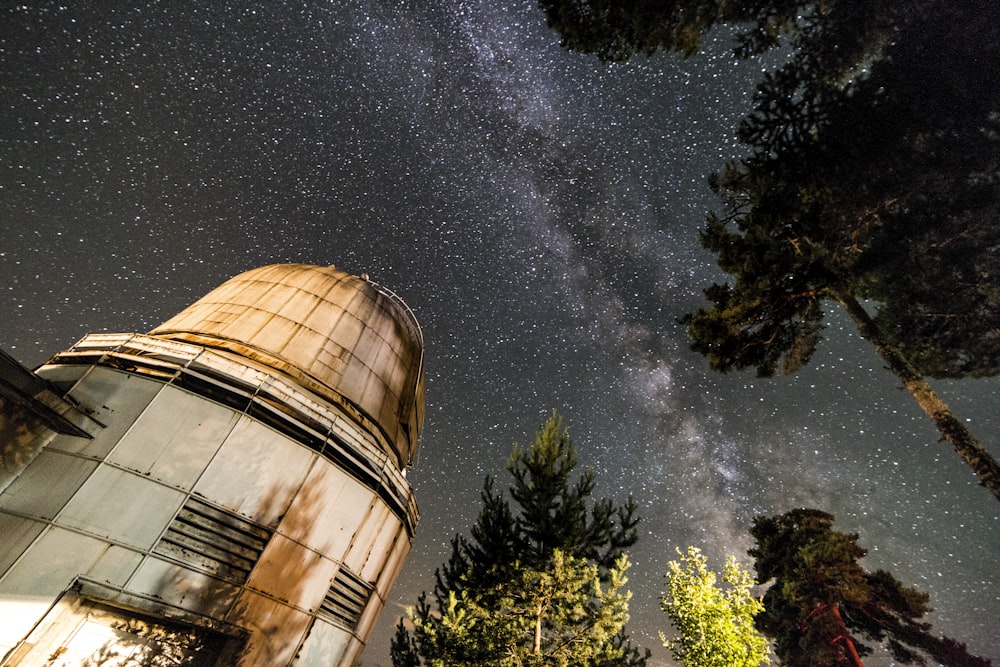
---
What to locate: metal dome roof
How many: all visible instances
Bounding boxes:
[149,264,424,468]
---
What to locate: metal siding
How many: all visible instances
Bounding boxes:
[83,544,143,589]
[0,450,98,520]
[58,466,186,550]
[226,590,312,666]
[0,514,45,577]
[192,417,315,527]
[127,557,242,619]
[245,534,339,613]
[0,264,422,665]
[293,619,351,666]
[107,387,238,489]
[0,528,106,596]
[278,461,377,560]
[47,366,164,458]
[150,264,424,468]
[154,496,273,583]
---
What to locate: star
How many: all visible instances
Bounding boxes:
[1,3,997,664]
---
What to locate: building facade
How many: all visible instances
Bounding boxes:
[0,264,424,666]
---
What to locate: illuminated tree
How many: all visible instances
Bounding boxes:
[660,546,770,667]
[408,549,632,667]
[393,412,647,666]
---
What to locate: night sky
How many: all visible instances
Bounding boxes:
[2,3,997,665]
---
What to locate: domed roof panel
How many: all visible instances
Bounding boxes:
[149,264,424,467]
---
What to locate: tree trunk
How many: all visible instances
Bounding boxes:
[834,289,1000,501]
[831,604,864,667]
[533,601,543,656]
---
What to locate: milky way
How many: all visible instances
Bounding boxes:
[2,2,998,664]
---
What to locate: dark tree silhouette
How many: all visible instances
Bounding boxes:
[539,0,1000,500]
[749,509,992,667]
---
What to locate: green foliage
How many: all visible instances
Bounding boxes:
[507,414,640,572]
[415,550,632,667]
[687,0,1000,380]
[393,412,648,667]
[537,0,804,61]
[541,0,1000,498]
[674,0,1000,380]
[660,546,770,667]
[749,509,992,667]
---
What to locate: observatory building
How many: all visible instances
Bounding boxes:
[0,264,425,666]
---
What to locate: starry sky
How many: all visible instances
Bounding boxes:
[1,2,998,665]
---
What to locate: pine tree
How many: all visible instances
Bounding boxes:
[537,0,804,62]
[390,618,421,667]
[539,0,1000,501]
[392,412,648,666]
[749,509,992,667]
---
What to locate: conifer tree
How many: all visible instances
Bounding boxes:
[749,509,992,667]
[391,412,648,666]
[538,0,1000,501]
[390,619,421,667]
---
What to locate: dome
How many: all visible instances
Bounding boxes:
[149,264,424,468]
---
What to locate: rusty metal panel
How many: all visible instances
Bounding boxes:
[149,264,424,469]
[317,566,372,631]
[154,496,272,584]
[245,534,339,613]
